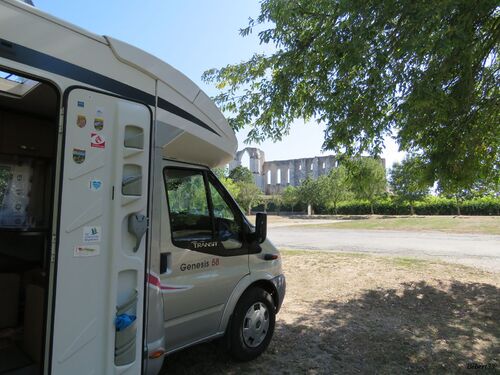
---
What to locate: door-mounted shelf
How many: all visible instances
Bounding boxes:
[122,164,142,196]
[124,125,144,150]
[115,289,138,366]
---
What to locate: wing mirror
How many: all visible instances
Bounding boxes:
[254,212,267,244]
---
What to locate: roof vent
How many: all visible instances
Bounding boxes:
[0,70,40,99]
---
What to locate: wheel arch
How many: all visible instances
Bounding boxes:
[246,280,279,312]
[219,274,279,334]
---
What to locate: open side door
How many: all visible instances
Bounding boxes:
[51,88,151,374]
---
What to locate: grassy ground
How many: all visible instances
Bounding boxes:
[282,215,500,235]
[161,251,499,374]
[315,216,500,234]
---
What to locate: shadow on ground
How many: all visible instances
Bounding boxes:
[160,281,499,374]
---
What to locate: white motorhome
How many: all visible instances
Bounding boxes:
[0,1,285,374]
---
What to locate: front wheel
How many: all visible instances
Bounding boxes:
[228,287,276,361]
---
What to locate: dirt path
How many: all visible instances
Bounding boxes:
[160,252,499,374]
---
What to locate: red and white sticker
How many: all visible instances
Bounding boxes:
[90,132,106,149]
[74,244,100,257]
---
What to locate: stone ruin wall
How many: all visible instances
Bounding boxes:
[229,147,341,195]
[230,147,386,195]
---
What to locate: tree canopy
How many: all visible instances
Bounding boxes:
[347,158,387,214]
[324,165,350,214]
[203,0,499,191]
[235,181,262,215]
[219,175,240,201]
[281,185,299,211]
[229,166,254,184]
[296,176,326,214]
[390,156,430,214]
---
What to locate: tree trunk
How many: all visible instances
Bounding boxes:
[410,204,415,216]
[248,204,251,216]
[333,202,338,215]
[370,202,374,215]
[307,204,312,216]
[455,195,461,216]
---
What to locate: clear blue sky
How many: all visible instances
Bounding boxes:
[34,0,403,167]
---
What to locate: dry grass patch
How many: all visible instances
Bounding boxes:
[312,215,500,235]
[161,251,499,374]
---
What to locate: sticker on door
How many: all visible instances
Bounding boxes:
[83,226,101,243]
[91,132,106,149]
[89,179,102,192]
[74,245,100,257]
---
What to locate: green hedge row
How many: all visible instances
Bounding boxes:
[252,202,305,213]
[330,197,500,215]
[252,196,500,215]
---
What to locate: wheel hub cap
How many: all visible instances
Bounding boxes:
[242,302,269,348]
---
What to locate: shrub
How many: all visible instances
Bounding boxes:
[320,196,500,216]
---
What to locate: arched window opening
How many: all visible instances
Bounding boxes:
[277,169,281,184]
[241,151,251,171]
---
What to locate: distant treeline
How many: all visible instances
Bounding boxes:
[221,155,499,216]
[253,196,500,216]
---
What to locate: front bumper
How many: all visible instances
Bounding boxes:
[271,274,286,313]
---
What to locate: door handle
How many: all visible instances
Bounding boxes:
[160,252,171,274]
[128,213,148,252]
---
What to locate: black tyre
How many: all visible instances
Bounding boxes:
[228,287,276,361]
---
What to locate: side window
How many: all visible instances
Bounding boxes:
[164,167,245,253]
[208,178,243,250]
[164,168,212,242]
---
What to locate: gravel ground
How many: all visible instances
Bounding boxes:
[160,251,500,374]
[268,226,500,272]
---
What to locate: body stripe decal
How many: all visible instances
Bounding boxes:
[147,273,190,292]
[0,38,220,136]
